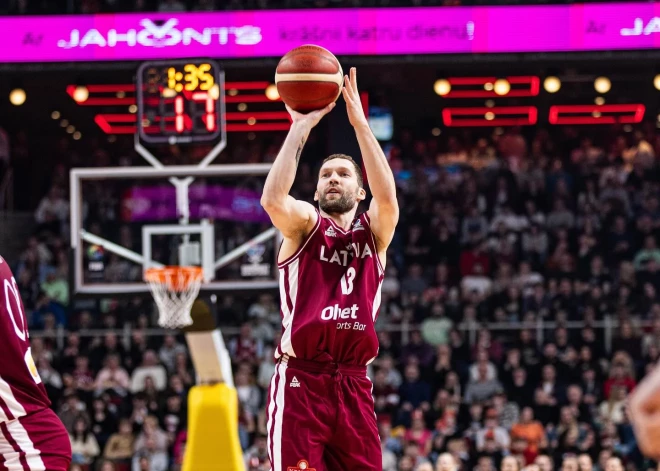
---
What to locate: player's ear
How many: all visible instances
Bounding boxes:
[314,190,319,201]
[357,187,367,201]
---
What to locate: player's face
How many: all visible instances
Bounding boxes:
[315,160,365,214]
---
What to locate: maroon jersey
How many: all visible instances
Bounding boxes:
[0,256,50,423]
[275,210,384,365]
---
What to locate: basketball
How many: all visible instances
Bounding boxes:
[275,45,344,113]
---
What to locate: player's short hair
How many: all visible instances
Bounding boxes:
[321,154,364,188]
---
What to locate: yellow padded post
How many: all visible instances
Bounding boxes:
[183,383,245,471]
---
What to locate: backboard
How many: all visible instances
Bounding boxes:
[69,164,280,295]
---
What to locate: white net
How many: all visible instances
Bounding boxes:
[145,267,203,329]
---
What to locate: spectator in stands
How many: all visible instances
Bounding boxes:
[158,335,187,373]
[603,356,636,399]
[604,456,624,471]
[34,185,69,234]
[132,416,168,471]
[70,416,101,466]
[534,364,561,424]
[72,355,96,400]
[233,364,261,422]
[170,353,194,390]
[577,454,593,471]
[511,407,545,460]
[464,362,503,404]
[476,456,497,471]
[401,330,435,370]
[476,407,510,454]
[91,334,126,372]
[103,418,135,466]
[469,349,497,381]
[374,368,400,419]
[399,363,432,422]
[130,350,168,393]
[228,323,264,367]
[58,393,89,433]
[502,456,521,471]
[421,303,453,347]
[599,385,627,425]
[95,353,130,398]
[37,355,63,402]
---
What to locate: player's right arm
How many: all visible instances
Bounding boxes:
[261,102,335,241]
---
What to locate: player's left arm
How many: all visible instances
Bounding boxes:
[343,67,399,251]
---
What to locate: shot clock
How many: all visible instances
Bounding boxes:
[136,59,225,145]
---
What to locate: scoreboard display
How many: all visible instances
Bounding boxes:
[136,59,225,144]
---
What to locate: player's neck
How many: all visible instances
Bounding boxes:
[320,209,357,231]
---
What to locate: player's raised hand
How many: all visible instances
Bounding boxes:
[286,102,335,131]
[628,363,660,459]
[342,67,368,129]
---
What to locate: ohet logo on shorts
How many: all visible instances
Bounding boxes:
[288,460,315,471]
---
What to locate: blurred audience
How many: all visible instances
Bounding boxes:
[5,113,660,471]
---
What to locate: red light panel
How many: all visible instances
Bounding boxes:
[442,76,540,98]
[548,104,645,125]
[95,113,293,134]
[94,114,135,134]
[225,81,271,90]
[225,112,290,120]
[226,95,281,103]
[442,106,537,127]
[68,81,279,106]
[66,84,136,106]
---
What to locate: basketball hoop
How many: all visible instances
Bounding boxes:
[144,266,203,329]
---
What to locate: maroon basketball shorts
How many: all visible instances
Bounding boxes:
[0,408,71,471]
[266,356,381,471]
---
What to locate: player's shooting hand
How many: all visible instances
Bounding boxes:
[286,102,335,131]
[628,364,660,459]
[342,67,369,129]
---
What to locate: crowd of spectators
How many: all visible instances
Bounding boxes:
[2,0,643,15]
[4,117,660,471]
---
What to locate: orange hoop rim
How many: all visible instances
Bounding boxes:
[144,266,203,287]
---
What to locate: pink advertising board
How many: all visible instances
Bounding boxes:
[2,3,660,62]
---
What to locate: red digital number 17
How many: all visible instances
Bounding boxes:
[174,93,216,134]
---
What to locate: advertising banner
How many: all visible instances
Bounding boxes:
[3,3,660,62]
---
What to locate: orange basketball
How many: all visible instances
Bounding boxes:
[275,45,343,113]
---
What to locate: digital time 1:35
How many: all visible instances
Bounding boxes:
[167,63,215,93]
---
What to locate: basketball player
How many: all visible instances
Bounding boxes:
[628,362,660,459]
[0,255,71,470]
[261,67,398,471]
